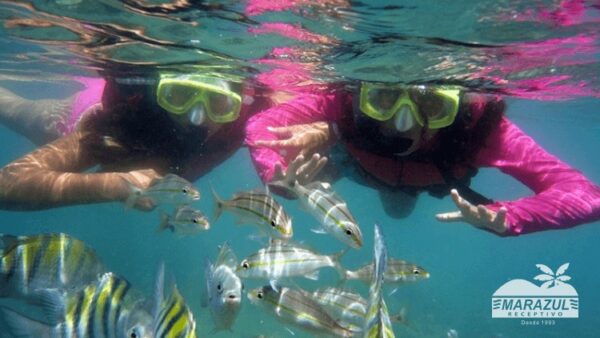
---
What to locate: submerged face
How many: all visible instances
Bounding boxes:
[353,84,460,156]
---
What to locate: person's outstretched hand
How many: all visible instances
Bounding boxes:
[271,153,328,188]
[253,121,334,158]
[117,168,162,211]
[436,189,508,234]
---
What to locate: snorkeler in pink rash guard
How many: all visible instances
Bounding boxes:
[245,84,600,236]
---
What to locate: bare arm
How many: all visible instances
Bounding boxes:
[0,131,158,210]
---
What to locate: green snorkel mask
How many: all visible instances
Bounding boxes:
[359,83,460,131]
[157,73,242,125]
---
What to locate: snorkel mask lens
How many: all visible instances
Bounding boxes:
[157,74,242,123]
[358,82,460,129]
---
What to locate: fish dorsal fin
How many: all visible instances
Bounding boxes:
[215,242,238,267]
[0,233,21,256]
[153,261,165,319]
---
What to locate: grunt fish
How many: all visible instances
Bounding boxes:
[125,174,200,208]
[204,243,243,332]
[248,285,356,337]
[212,188,293,239]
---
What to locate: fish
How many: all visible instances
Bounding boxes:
[204,242,243,332]
[363,224,395,338]
[248,285,356,337]
[0,233,105,303]
[236,240,346,281]
[212,188,293,239]
[125,174,200,208]
[345,258,429,284]
[158,205,210,235]
[272,180,362,248]
[311,287,410,332]
[1,272,153,338]
[153,264,197,338]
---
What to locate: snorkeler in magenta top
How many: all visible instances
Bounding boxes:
[245,82,600,236]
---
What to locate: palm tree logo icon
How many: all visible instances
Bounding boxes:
[534,263,572,289]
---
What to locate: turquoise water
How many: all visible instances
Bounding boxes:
[1,1,600,338]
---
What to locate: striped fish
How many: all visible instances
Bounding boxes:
[154,285,197,338]
[1,272,153,338]
[236,240,345,280]
[212,188,293,239]
[248,285,356,337]
[363,224,395,338]
[345,258,429,284]
[311,287,409,332]
[0,233,105,302]
[126,174,200,208]
[285,181,362,249]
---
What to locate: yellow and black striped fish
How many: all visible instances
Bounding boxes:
[1,272,153,338]
[0,233,105,302]
[154,285,197,338]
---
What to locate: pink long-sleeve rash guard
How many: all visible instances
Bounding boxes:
[245,90,600,235]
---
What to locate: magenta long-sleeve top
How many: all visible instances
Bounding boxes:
[245,89,600,235]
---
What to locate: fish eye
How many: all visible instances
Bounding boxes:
[270,220,276,227]
[345,229,353,236]
[182,187,189,193]
[257,291,263,299]
[217,284,222,291]
[413,269,420,275]
[241,261,249,269]
[129,327,141,338]
[192,219,198,223]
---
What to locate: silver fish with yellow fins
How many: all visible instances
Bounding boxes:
[248,284,357,337]
[212,187,293,239]
[363,224,395,338]
[1,272,153,338]
[236,239,346,281]
[0,233,105,303]
[126,174,200,208]
[345,258,429,284]
[271,180,362,249]
[158,205,210,235]
[204,242,243,333]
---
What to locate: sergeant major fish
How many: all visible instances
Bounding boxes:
[248,285,356,337]
[125,174,200,208]
[153,263,197,338]
[204,242,243,333]
[1,272,153,338]
[0,233,105,303]
[271,180,362,248]
[158,205,210,235]
[212,188,292,239]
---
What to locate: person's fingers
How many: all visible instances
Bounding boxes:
[267,126,294,138]
[304,156,328,182]
[287,154,305,179]
[297,154,320,177]
[436,211,464,222]
[493,207,508,232]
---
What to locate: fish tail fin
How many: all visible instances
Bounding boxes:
[1,306,53,338]
[210,185,224,221]
[331,247,349,279]
[158,211,170,233]
[390,307,411,327]
[123,178,142,208]
[152,261,165,319]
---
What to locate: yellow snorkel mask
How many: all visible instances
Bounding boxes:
[157,73,242,125]
[359,82,460,131]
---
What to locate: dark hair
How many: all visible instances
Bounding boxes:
[80,78,208,174]
[431,93,505,170]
